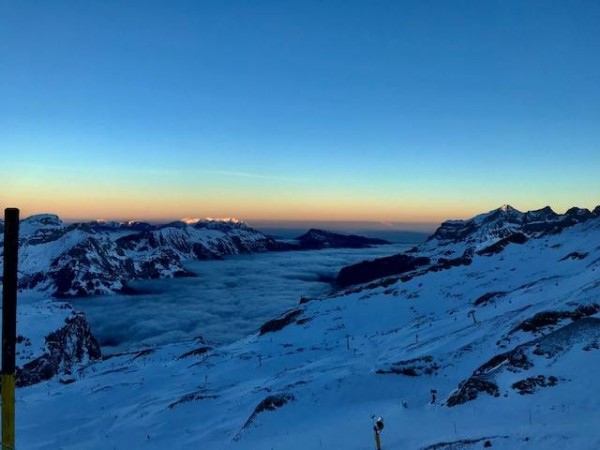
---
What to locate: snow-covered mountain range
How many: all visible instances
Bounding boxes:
[3,215,284,297]
[1,215,388,298]
[337,204,600,287]
[5,205,600,449]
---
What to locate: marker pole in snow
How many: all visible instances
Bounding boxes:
[371,415,384,450]
[2,208,19,450]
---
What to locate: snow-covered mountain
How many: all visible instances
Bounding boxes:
[337,205,600,287]
[10,205,600,449]
[422,204,597,258]
[14,298,101,387]
[0,215,284,298]
[1,215,391,298]
[116,219,281,260]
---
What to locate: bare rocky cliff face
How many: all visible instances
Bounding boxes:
[12,302,101,387]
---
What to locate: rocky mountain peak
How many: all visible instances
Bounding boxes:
[425,204,599,260]
[523,205,558,222]
[565,206,593,218]
[498,204,518,212]
[20,214,64,238]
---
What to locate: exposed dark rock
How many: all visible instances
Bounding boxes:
[449,318,600,407]
[477,233,528,256]
[446,377,500,407]
[473,291,507,307]
[296,317,312,325]
[176,346,212,360]
[513,311,572,333]
[168,389,218,409]
[431,256,472,271]
[512,375,558,395]
[559,251,589,261]
[253,393,294,413]
[259,309,303,335]
[295,229,390,250]
[16,313,101,387]
[336,254,430,287]
[511,304,600,334]
[475,347,532,374]
[447,347,531,406]
[235,393,295,440]
[376,356,439,376]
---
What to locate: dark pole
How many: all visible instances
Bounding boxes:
[2,208,19,450]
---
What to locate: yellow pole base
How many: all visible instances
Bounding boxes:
[1,373,15,450]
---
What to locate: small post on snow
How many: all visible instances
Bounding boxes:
[371,415,384,450]
[2,208,19,450]
[468,310,477,325]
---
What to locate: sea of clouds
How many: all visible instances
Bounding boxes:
[72,244,411,353]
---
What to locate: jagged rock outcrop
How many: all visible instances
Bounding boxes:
[15,305,101,387]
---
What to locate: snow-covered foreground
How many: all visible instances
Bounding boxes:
[71,244,411,352]
[14,208,600,449]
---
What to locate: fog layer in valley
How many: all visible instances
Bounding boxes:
[72,244,411,353]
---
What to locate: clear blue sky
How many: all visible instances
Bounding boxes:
[1,0,599,223]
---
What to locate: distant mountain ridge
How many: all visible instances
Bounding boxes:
[428,204,596,249]
[336,204,600,287]
[293,228,390,249]
[0,215,389,298]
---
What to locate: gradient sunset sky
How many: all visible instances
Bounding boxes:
[2,1,599,225]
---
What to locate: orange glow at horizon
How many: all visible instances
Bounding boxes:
[5,178,597,225]
[5,189,473,224]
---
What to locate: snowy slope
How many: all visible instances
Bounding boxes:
[11,208,600,449]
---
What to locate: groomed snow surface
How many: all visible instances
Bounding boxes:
[10,211,600,449]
